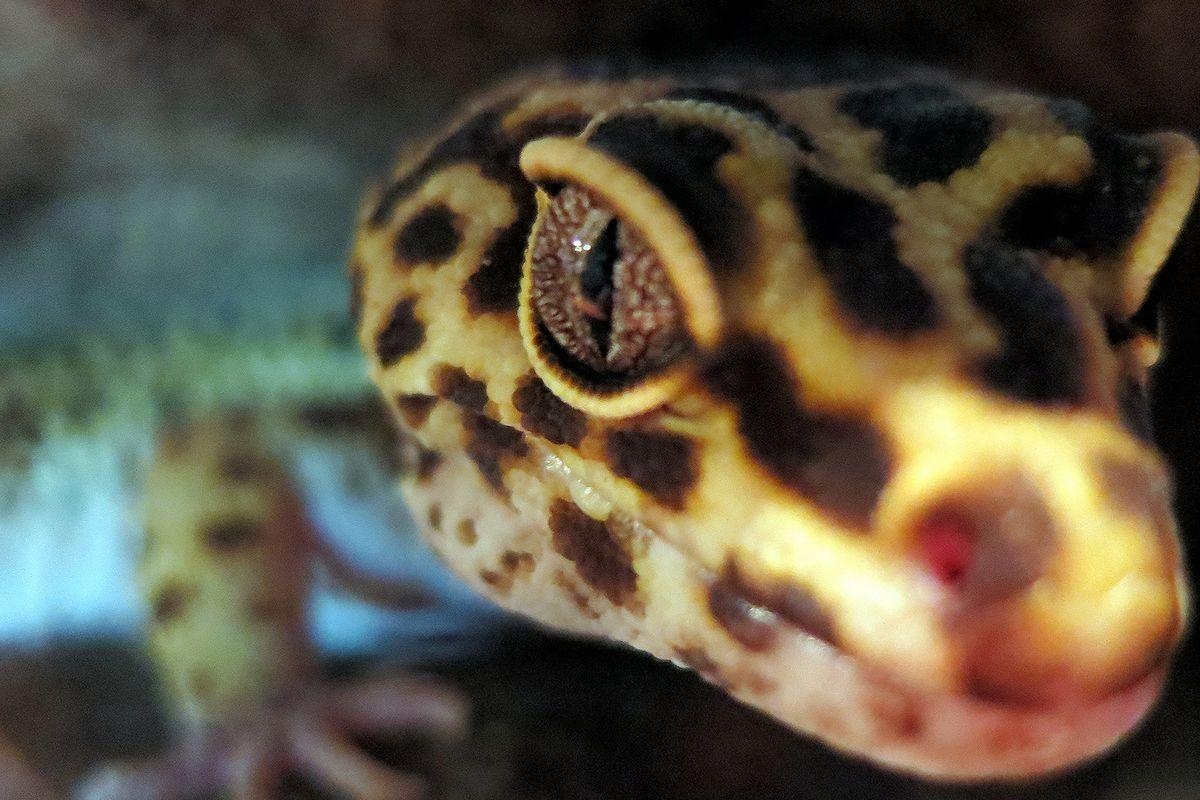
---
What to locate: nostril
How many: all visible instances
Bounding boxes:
[915,511,977,589]
[910,474,1057,603]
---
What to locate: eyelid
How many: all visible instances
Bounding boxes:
[520,136,723,348]
[518,188,698,419]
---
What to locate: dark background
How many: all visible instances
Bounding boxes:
[1,1,1198,798]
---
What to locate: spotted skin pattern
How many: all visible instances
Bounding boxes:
[351,72,1198,781]
[82,415,468,800]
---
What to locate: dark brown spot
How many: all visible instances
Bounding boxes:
[480,569,511,593]
[456,519,478,546]
[587,114,749,274]
[792,168,940,336]
[415,447,441,481]
[548,499,637,607]
[370,109,508,228]
[151,581,196,624]
[432,365,489,412]
[1001,99,1161,260]
[553,571,601,619]
[427,503,442,532]
[399,434,442,482]
[838,83,993,186]
[511,372,587,447]
[500,550,535,579]
[394,204,463,265]
[463,412,529,494]
[604,429,698,509]
[375,297,425,367]
[203,517,261,553]
[708,563,838,650]
[367,106,538,318]
[395,394,438,429]
[963,240,1087,406]
[703,334,892,528]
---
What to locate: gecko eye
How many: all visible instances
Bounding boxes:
[529,185,689,380]
[518,135,722,417]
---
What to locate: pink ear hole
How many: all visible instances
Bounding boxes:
[915,511,977,589]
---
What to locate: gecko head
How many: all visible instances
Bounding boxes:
[511,89,1197,778]
[355,80,1198,779]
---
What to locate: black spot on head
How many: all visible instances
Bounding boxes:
[395,394,438,429]
[963,240,1087,406]
[511,372,587,447]
[548,499,637,607]
[428,503,442,532]
[793,168,940,336]
[151,581,196,624]
[588,114,749,274]
[463,411,529,494]
[375,297,425,367]
[370,110,509,228]
[839,83,993,186]
[999,101,1161,260]
[367,105,544,319]
[604,429,699,510]
[394,204,463,265]
[432,365,489,412]
[702,334,892,528]
[663,86,815,152]
[464,189,535,316]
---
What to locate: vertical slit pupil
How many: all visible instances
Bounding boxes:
[581,219,619,312]
[580,218,620,355]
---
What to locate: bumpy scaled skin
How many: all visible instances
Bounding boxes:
[350,72,1197,780]
[80,415,467,800]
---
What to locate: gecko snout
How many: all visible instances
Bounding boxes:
[910,468,1185,708]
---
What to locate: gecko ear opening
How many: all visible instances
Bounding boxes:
[1119,132,1200,318]
[518,137,722,417]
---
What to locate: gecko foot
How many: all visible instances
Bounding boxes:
[76,674,468,800]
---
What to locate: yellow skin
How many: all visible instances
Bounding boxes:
[352,72,1196,781]
[81,414,467,800]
